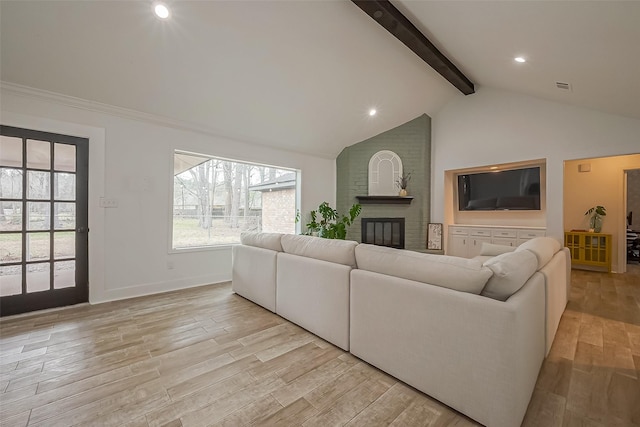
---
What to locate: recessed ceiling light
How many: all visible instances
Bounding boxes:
[514,57,526,63]
[369,108,377,116]
[154,3,170,19]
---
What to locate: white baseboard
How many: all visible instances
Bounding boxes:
[89,274,231,304]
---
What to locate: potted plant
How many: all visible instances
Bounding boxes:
[305,202,361,239]
[585,205,606,233]
[396,172,411,197]
[305,210,321,236]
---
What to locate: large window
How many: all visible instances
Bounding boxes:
[172,151,297,249]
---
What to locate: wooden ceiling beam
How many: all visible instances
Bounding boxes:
[352,0,475,95]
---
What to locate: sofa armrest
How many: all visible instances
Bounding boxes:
[350,269,545,427]
[538,247,570,356]
[232,245,278,312]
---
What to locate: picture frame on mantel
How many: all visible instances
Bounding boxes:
[427,223,443,250]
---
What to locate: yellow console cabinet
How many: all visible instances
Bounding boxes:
[564,232,611,272]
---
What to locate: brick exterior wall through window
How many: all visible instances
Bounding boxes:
[261,188,295,234]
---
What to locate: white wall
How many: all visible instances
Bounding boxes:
[1,85,335,303]
[432,87,640,244]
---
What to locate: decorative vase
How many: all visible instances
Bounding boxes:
[590,215,603,233]
[399,189,408,197]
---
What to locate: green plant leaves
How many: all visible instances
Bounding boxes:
[585,205,606,217]
[304,202,361,239]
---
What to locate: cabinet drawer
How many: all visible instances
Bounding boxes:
[449,227,469,236]
[469,229,491,237]
[492,229,517,238]
[492,238,517,247]
[518,230,545,239]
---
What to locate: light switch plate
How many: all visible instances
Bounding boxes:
[99,197,118,208]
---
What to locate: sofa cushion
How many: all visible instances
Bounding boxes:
[480,242,516,256]
[472,255,493,264]
[355,244,492,294]
[280,234,358,267]
[515,237,561,270]
[481,250,539,301]
[240,232,283,252]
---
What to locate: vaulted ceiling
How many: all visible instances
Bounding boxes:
[1,1,639,159]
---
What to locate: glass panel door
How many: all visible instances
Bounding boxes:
[0,126,88,316]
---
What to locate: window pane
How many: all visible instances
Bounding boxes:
[54,261,75,289]
[54,143,76,172]
[0,265,22,296]
[54,203,75,230]
[54,231,75,259]
[27,139,50,169]
[27,202,50,230]
[0,201,22,231]
[172,152,296,249]
[27,262,49,293]
[0,136,22,167]
[0,168,23,198]
[27,170,50,199]
[54,172,75,200]
[0,233,22,264]
[27,232,50,261]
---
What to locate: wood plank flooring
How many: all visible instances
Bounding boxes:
[0,265,638,427]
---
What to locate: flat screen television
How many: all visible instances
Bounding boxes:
[458,167,541,211]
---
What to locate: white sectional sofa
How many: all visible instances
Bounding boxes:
[231,233,570,427]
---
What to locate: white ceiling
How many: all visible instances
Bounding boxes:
[396,1,640,122]
[1,1,639,159]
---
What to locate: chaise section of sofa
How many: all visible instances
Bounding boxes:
[475,237,571,356]
[231,232,283,312]
[276,234,358,351]
[350,244,546,427]
[514,237,570,356]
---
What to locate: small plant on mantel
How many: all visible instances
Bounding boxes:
[396,172,411,197]
[305,202,361,239]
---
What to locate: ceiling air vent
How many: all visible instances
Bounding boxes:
[555,81,572,92]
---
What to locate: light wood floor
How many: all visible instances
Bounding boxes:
[0,266,638,427]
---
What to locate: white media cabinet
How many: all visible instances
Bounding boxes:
[448,225,546,258]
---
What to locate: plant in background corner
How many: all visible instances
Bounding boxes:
[585,205,606,233]
[305,202,361,239]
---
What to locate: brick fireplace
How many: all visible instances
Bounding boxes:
[336,115,431,251]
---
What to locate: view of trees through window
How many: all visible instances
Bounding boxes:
[1,168,76,265]
[172,151,297,248]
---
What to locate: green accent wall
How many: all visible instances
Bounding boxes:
[336,114,431,250]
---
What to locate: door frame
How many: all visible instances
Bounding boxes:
[621,168,640,273]
[1,125,89,316]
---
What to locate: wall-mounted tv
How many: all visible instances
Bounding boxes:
[458,167,541,211]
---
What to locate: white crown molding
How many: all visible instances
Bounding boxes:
[0,81,236,137]
[0,81,334,159]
